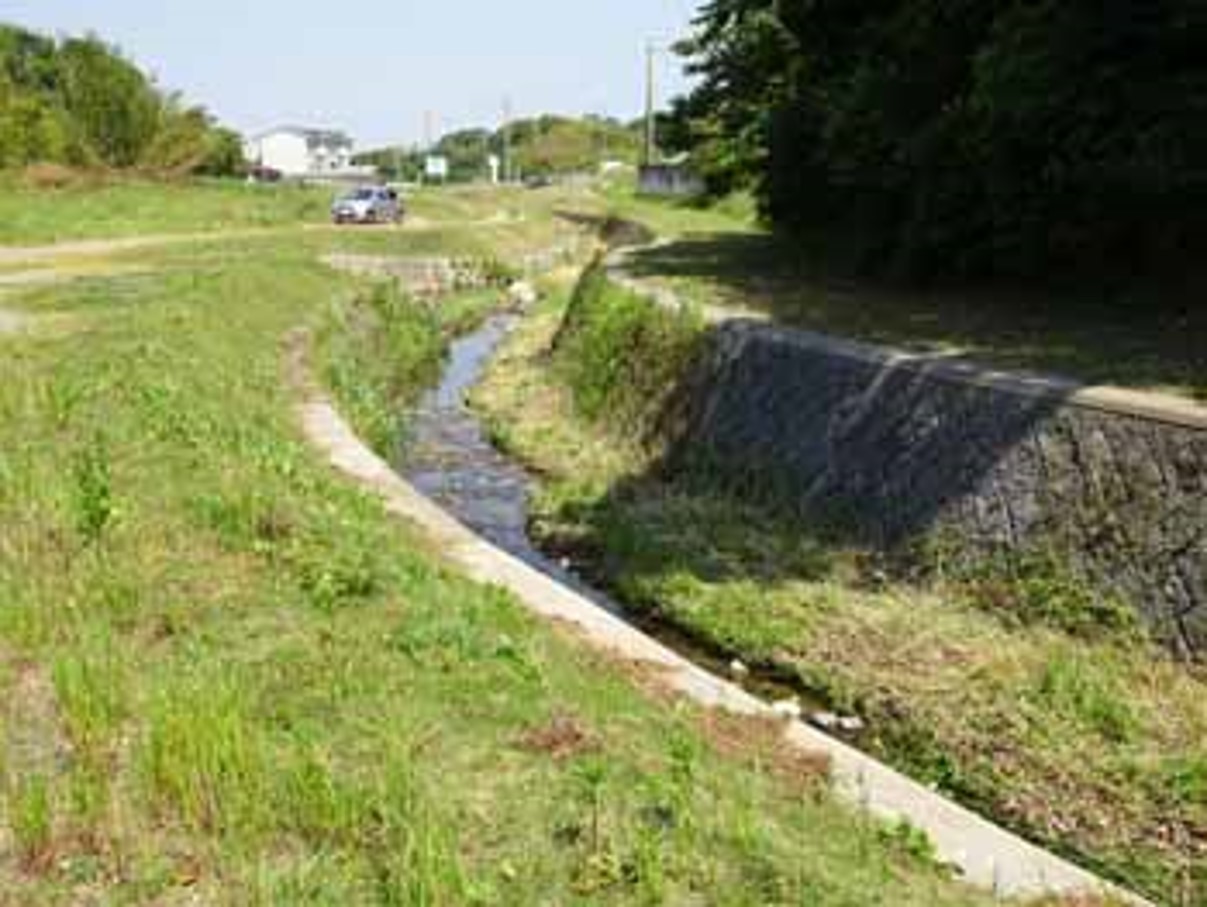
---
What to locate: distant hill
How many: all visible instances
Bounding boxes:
[0,23,241,175]
[356,115,642,182]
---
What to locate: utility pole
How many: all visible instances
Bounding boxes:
[644,42,658,167]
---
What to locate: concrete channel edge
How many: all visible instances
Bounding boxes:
[296,350,1151,906]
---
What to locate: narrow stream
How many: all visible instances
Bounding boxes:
[398,312,828,709]
[402,313,623,613]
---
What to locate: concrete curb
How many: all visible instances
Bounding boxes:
[296,352,1149,905]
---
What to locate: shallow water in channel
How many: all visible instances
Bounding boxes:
[397,311,825,708]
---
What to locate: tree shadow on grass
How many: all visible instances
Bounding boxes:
[624,234,1207,401]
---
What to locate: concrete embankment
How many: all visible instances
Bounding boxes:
[602,258,1207,658]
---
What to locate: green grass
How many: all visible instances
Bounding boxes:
[594,179,759,238]
[0,193,1001,903]
[0,177,334,244]
[471,274,1207,905]
[314,280,502,455]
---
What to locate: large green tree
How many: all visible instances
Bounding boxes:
[0,23,243,175]
[678,0,1207,284]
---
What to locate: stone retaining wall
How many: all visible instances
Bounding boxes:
[657,319,1207,657]
[322,254,500,295]
[322,236,588,296]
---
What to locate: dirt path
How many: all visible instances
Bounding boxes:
[0,226,306,267]
[0,214,516,268]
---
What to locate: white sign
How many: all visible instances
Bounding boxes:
[425,155,449,179]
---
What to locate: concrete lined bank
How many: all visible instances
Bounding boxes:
[296,332,1147,904]
[605,256,1207,658]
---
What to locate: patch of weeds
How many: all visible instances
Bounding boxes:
[9,772,54,871]
[568,754,621,892]
[1158,753,1207,806]
[1150,754,1207,808]
[870,717,978,800]
[47,374,88,429]
[296,543,382,612]
[553,261,704,435]
[52,636,128,767]
[139,678,270,836]
[952,547,1142,644]
[1032,652,1139,743]
[363,752,469,905]
[392,609,486,668]
[188,488,296,555]
[726,793,795,902]
[317,282,445,455]
[72,433,116,545]
[86,567,144,632]
[65,762,111,837]
[288,504,401,612]
[877,819,941,868]
[391,597,541,686]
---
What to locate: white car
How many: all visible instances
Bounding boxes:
[331,186,404,224]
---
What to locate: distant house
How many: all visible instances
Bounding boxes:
[243,126,369,178]
[638,163,705,198]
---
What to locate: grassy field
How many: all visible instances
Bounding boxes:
[471,270,1207,905]
[0,187,1012,903]
[0,177,335,244]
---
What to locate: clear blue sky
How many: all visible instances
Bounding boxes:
[4,0,702,148]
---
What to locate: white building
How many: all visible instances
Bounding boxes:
[243,126,366,178]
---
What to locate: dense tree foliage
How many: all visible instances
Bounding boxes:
[677,0,1206,284]
[356,115,641,183]
[508,115,641,177]
[0,23,243,175]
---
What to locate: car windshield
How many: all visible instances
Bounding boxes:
[344,188,376,201]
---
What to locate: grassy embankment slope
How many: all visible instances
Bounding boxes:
[471,194,1207,904]
[0,180,1004,903]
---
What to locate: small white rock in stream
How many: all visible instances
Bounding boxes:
[771,698,802,720]
[810,712,867,734]
[508,280,538,308]
[728,659,750,679]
